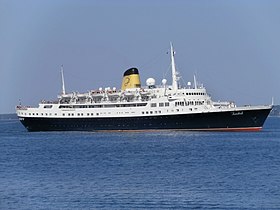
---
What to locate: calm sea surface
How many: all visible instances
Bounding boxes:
[1,118,280,209]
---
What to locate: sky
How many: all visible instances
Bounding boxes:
[1,0,280,114]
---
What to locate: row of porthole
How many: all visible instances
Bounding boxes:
[21,112,99,116]
[182,92,206,95]
[22,111,139,117]
[142,110,162,115]
[22,108,198,117]
[22,112,58,116]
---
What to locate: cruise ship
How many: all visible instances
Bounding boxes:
[16,44,272,132]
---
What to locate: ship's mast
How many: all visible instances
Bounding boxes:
[61,65,66,95]
[170,42,178,91]
[193,74,197,89]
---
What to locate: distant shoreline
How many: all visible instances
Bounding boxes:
[0,113,17,120]
[270,105,280,116]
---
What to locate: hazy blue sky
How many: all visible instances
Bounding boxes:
[1,0,280,114]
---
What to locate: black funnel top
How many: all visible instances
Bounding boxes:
[123,68,139,76]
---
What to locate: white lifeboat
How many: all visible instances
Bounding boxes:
[91,90,104,99]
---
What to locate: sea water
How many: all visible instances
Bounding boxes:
[1,118,280,209]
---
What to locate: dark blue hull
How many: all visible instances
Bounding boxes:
[19,107,272,132]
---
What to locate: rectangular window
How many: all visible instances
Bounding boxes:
[165,102,169,106]
[159,103,164,107]
[44,105,53,109]
[151,103,156,107]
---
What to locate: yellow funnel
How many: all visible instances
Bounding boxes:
[121,68,141,90]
